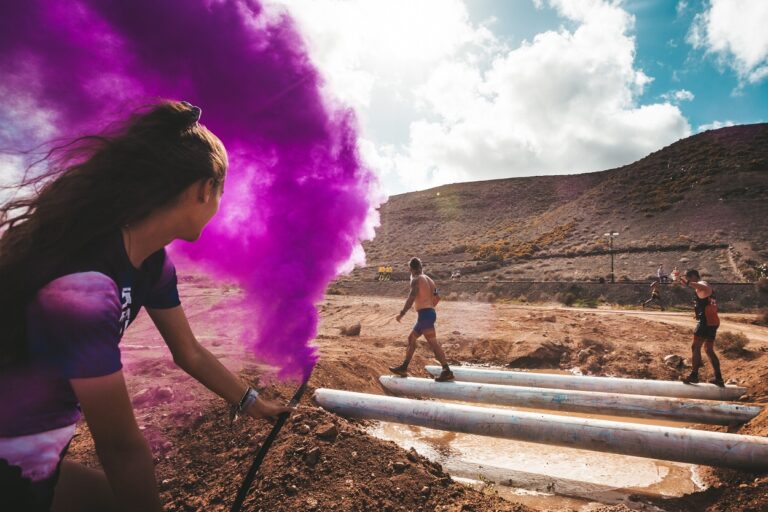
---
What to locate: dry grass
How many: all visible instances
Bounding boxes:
[719,331,750,356]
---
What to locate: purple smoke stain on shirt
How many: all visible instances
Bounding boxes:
[0,0,381,379]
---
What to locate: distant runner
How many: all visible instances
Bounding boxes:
[389,257,454,382]
[642,281,665,311]
[657,264,668,283]
[679,269,725,387]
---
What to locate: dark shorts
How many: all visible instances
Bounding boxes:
[0,457,63,512]
[413,308,437,335]
[694,324,718,340]
[0,433,70,512]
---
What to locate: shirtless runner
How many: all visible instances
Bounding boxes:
[389,258,454,382]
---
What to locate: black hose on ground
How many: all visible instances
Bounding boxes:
[230,376,311,512]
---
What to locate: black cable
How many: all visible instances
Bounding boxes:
[230,377,310,512]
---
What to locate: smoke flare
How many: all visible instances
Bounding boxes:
[0,0,381,379]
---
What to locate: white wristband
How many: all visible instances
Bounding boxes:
[230,387,259,424]
[238,387,259,413]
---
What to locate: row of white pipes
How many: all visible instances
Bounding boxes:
[424,366,747,401]
[378,376,760,426]
[314,367,766,471]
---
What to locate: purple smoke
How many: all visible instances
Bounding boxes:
[0,0,380,379]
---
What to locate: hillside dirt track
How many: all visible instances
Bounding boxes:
[66,275,768,511]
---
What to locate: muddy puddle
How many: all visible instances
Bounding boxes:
[367,420,704,510]
[368,366,706,510]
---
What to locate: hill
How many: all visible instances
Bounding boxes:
[359,124,768,283]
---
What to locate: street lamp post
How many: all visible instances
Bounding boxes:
[604,232,619,283]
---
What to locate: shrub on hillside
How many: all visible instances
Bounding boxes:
[756,308,768,326]
[555,292,576,306]
[757,277,768,294]
[718,331,750,356]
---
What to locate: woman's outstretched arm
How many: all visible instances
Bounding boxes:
[147,305,291,419]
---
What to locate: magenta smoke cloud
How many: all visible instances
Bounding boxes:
[0,0,381,379]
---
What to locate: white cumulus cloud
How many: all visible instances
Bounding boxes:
[661,89,695,102]
[687,0,768,84]
[697,120,735,132]
[276,0,691,193]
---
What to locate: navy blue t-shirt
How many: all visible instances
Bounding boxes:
[0,231,180,436]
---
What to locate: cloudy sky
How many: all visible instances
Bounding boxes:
[275,0,768,195]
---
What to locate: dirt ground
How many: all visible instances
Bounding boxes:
[67,275,768,511]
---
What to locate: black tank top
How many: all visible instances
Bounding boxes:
[694,294,719,327]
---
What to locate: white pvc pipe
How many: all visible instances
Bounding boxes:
[425,366,746,401]
[314,389,768,471]
[379,376,761,426]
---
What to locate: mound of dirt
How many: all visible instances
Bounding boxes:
[153,393,533,512]
[507,341,570,368]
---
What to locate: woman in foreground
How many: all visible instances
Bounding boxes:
[0,100,289,511]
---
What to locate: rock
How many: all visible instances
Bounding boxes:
[392,461,407,473]
[577,348,593,362]
[664,354,684,368]
[420,485,431,497]
[155,387,173,401]
[304,447,321,466]
[315,423,339,442]
[305,497,318,510]
[406,448,419,463]
[340,322,361,336]
[298,424,311,435]
[286,484,298,496]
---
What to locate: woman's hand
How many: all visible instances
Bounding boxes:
[245,397,293,421]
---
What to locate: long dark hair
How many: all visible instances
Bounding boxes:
[0,100,228,364]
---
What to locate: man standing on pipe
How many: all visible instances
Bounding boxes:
[390,257,454,382]
[679,269,725,387]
